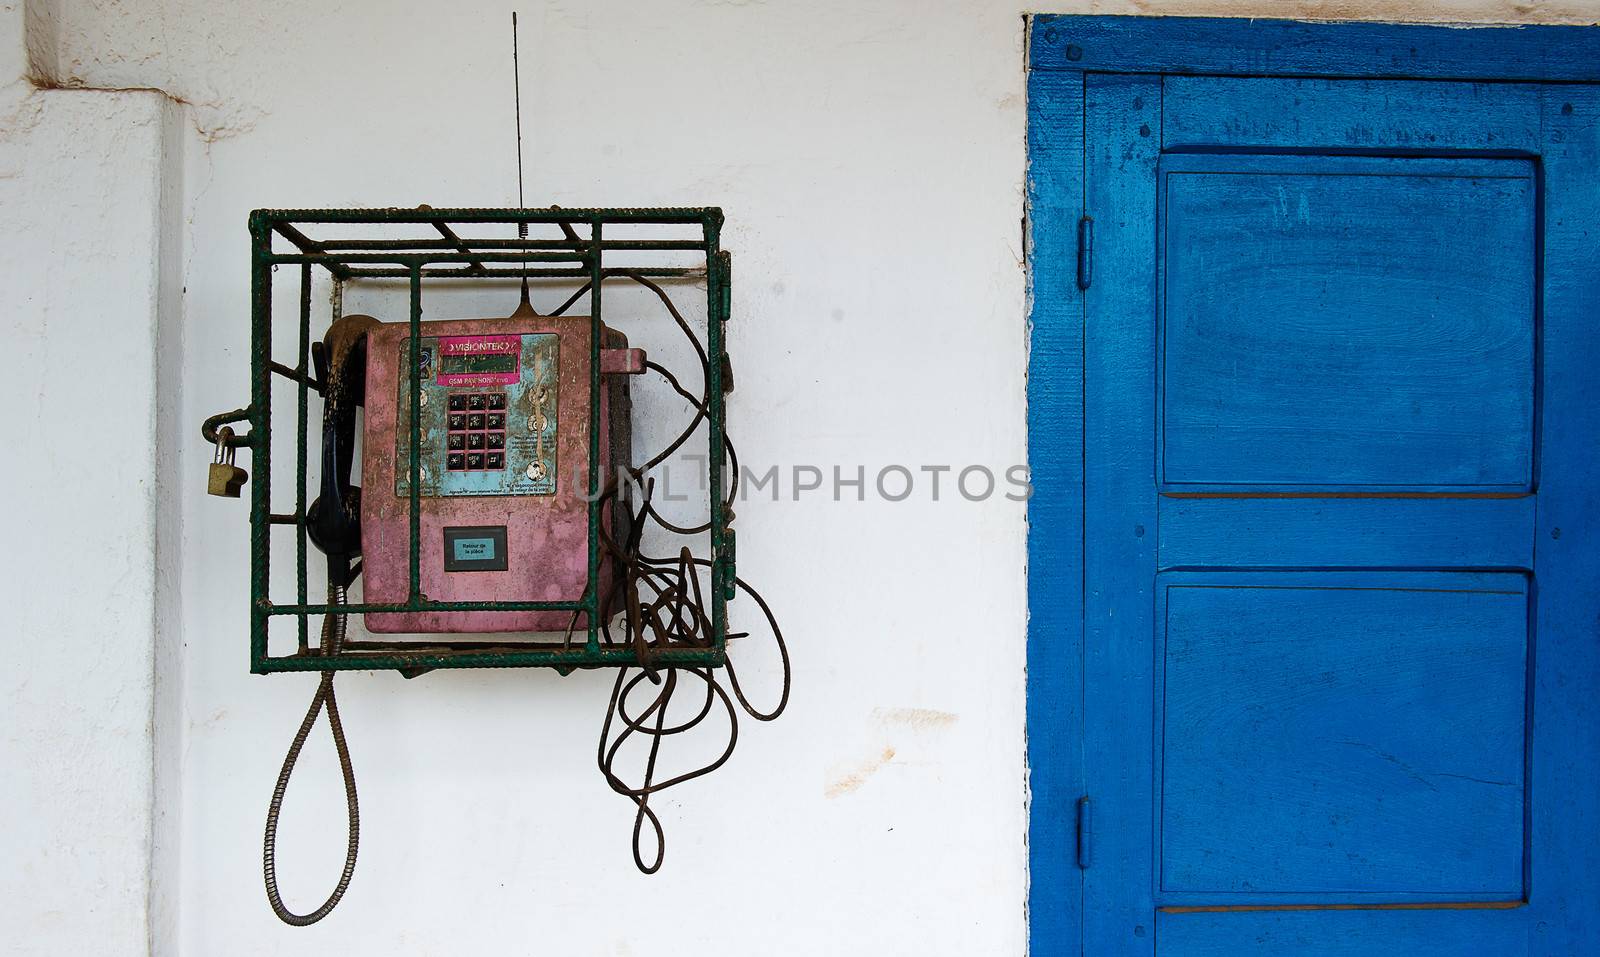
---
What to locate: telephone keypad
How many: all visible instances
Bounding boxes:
[446,392,509,472]
[393,332,558,498]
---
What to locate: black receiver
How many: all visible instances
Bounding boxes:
[263,313,377,927]
[307,314,378,587]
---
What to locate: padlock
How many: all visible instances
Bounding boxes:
[208,427,249,497]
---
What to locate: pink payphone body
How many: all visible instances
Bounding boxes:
[360,313,641,633]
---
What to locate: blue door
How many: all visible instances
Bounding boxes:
[1027,18,1600,956]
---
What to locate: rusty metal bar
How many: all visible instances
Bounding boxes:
[585,223,603,654]
[270,251,589,266]
[258,207,710,224]
[340,266,705,281]
[313,238,703,252]
[407,266,423,604]
[295,264,311,653]
[269,360,322,393]
[270,222,355,281]
[428,221,488,275]
[248,213,274,671]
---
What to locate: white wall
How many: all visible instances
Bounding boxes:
[0,3,182,947]
[163,6,1033,954]
[9,1,1598,955]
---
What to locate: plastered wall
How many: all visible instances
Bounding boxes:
[5,1,1597,955]
[0,12,182,950]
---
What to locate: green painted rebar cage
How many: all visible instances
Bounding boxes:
[204,207,733,675]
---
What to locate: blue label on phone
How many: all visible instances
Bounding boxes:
[452,537,496,562]
[442,526,507,572]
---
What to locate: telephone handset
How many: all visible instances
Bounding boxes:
[262,314,375,926]
[306,314,378,588]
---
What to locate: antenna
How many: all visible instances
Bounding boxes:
[511,11,537,317]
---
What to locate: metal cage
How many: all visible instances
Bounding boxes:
[204,207,734,675]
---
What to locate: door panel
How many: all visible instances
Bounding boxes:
[1157,496,1536,568]
[1159,153,1536,491]
[1154,907,1526,957]
[1161,76,1542,153]
[1079,72,1600,955]
[1156,571,1527,901]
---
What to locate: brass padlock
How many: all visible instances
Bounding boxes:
[208,427,248,498]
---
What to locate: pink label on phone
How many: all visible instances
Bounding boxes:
[437,335,522,386]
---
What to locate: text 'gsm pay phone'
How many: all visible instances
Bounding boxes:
[203,207,789,926]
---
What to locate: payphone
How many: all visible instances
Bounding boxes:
[359,311,640,634]
[203,207,788,926]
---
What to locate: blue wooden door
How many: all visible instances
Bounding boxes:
[1028,22,1600,956]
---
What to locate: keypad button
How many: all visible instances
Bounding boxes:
[467,432,485,450]
[486,452,504,470]
[467,394,486,410]
[448,394,466,412]
[466,413,485,430]
[447,452,465,471]
[466,452,485,470]
[486,413,504,429]
[487,393,506,410]
[486,432,504,449]
[448,413,467,430]
[447,433,465,451]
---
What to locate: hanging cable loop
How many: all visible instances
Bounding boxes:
[588,274,792,874]
[262,585,360,926]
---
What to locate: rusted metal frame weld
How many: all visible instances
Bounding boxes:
[270,222,354,281]
[430,221,488,275]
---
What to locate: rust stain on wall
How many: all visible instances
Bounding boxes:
[825,746,897,798]
[874,706,959,729]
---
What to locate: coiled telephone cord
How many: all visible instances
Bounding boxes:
[581,273,792,873]
[595,569,791,873]
[262,583,360,926]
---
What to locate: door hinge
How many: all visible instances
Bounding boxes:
[1076,796,1092,869]
[1076,215,1093,290]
